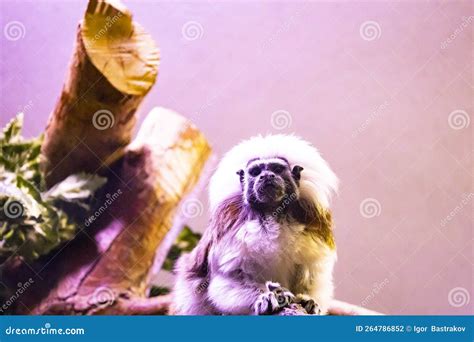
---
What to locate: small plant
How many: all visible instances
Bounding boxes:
[162,226,201,272]
[0,114,106,264]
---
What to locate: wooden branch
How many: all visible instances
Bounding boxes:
[138,295,383,316]
[14,108,211,314]
[107,294,173,315]
[40,0,159,187]
[328,299,382,315]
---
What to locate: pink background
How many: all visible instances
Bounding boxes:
[1,0,472,314]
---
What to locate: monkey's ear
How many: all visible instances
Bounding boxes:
[236,169,244,183]
[292,165,304,181]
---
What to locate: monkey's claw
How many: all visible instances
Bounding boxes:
[254,291,279,315]
[294,294,321,315]
[266,281,295,308]
[253,282,295,315]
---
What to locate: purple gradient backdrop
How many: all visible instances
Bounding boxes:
[1,0,472,314]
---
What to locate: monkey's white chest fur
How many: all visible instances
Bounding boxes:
[211,217,336,313]
[230,218,301,285]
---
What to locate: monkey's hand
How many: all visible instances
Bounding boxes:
[293,293,321,315]
[254,281,295,315]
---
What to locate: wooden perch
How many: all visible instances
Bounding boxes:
[12,108,210,314]
[40,0,159,187]
[136,295,382,316]
[328,299,382,315]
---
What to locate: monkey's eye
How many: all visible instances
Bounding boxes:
[248,166,261,177]
[271,164,285,174]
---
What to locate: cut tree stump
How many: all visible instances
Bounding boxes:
[41,0,159,187]
[12,108,211,314]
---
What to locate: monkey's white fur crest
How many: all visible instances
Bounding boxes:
[209,134,339,211]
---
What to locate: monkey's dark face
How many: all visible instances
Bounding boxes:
[237,157,303,212]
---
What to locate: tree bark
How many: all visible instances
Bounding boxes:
[12,108,211,314]
[40,0,159,187]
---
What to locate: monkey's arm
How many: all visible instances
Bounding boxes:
[208,271,294,315]
[208,273,295,315]
[207,273,264,314]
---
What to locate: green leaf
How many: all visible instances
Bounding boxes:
[44,173,107,203]
[162,226,202,271]
[149,286,171,297]
[1,113,23,144]
[0,114,107,265]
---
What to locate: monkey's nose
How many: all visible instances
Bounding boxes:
[261,173,276,180]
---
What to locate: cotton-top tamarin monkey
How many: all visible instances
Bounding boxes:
[174,134,338,315]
